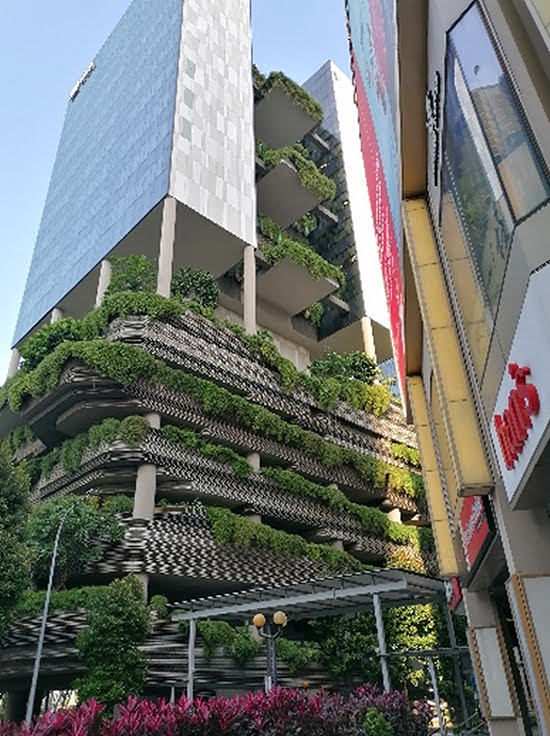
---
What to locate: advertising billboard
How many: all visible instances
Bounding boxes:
[346,0,405,397]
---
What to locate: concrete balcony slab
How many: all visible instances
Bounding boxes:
[257,160,321,228]
[257,257,338,315]
[255,86,318,148]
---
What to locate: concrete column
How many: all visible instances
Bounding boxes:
[331,539,344,551]
[157,197,177,297]
[95,259,112,307]
[132,413,160,520]
[244,508,262,524]
[50,307,63,324]
[5,690,27,722]
[246,451,260,473]
[243,245,256,335]
[360,316,377,361]
[7,348,20,378]
[386,507,402,523]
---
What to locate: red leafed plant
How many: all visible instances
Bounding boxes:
[1,686,430,736]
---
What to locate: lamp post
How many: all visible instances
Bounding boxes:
[25,495,89,723]
[253,610,287,693]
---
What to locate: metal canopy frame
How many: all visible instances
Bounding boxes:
[171,569,459,702]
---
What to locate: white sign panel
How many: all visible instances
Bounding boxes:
[490,265,550,505]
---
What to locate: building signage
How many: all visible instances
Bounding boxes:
[493,364,540,470]
[69,61,96,101]
[460,495,491,572]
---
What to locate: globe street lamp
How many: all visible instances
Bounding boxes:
[253,610,288,693]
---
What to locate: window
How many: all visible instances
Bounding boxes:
[439,2,550,376]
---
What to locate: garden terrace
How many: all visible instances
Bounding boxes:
[256,143,336,228]
[253,68,323,149]
[27,429,434,573]
[13,360,425,517]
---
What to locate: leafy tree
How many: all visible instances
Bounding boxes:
[75,575,150,709]
[0,444,31,632]
[310,350,379,385]
[106,255,156,295]
[27,495,125,588]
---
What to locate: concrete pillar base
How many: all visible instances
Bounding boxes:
[50,307,63,324]
[7,348,20,378]
[95,259,112,307]
[133,464,156,520]
[157,197,177,298]
[331,539,344,551]
[246,452,260,473]
[243,245,256,335]
[386,507,402,523]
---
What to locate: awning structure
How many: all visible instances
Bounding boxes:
[170,567,469,717]
[171,568,446,623]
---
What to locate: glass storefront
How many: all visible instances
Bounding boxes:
[440,2,550,379]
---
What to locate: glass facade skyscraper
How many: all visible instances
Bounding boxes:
[14,0,184,344]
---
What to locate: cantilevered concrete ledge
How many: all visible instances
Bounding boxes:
[257,257,338,315]
[255,86,318,149]
[257,160,321,228]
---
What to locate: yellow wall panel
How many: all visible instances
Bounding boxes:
[403,198,492,497]
[408,376,459,576]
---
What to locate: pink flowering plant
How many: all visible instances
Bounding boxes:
[0,686,430,736]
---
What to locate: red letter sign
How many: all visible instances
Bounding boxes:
[494,364,540,470]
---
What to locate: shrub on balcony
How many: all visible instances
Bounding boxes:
[19,317,82,373]
[171,267,220,310]
[391,442,421,468]
[257,141,336,203]
[310,350,379,385]
[258,215,344,289]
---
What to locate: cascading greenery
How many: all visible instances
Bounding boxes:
[257,141,336,203]
[30,417,432,568]
[206,506,362,573]
[6,337,418,497]
[253,66,323,125]
[2,287,392,417]
[391,443,421,468]
[258,215,345,290]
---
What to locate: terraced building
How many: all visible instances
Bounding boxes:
[0,0,435,716]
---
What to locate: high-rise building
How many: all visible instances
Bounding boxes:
[0,0,436,716]
[347,0,550,734]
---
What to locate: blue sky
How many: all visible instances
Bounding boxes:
[0,1,350,379]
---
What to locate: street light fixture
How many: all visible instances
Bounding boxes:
[253,610,287,692]
[25,491,94,723]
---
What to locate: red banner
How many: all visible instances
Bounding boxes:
[352,53,406,398]
[460,496,491,571]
